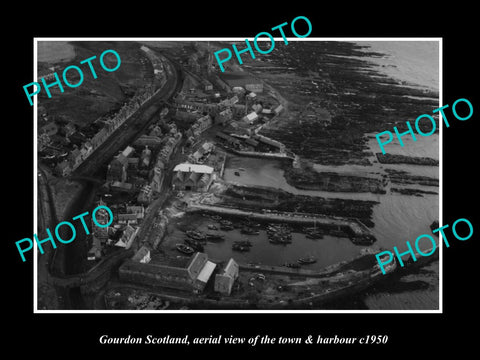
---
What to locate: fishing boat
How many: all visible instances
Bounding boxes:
[220,224,234,231]
[305,231,324,240]
[186,230,206,241]
[284,262,301,269]
[245,221,261,228]
[351,236,375,246]
[205,232,225,241]
[176,243,194,255]
[184,238,204,252]
[297,256,317,265]
[232,243,250,252]
[267,224,281,233]
[269,237,291,245]
[241,227,260,235]
[267,225,292,244]
[233,240,252,247]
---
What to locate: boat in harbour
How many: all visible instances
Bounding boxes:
[233,240,252,247]
[305,231,324,239]
[284,262,301,269]
[186,230,206,241]
[176,243,195,255]
[232,243,250,252]
[205,232,225,241]
[184,238,204,252]
[297,256,317,265]
[241,227,260,235]
[220,224,234,231]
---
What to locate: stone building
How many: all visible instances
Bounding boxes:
[119,252,216,293]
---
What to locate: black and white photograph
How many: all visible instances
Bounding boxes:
[34,38,440,311]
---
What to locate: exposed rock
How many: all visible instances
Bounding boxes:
[376,153,438,166]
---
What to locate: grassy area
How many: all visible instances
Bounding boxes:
[38,41,152,127]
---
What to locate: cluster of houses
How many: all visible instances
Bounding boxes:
[186,114,212,139]
[87,199,146,261]
[103,123,183,201]
[51,82,159,178]
[188,141,214,164]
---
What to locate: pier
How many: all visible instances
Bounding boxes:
[186,202,374,238]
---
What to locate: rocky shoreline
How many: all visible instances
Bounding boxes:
[385,169,439,187]
[219,183,378,227]
[391,187,438,196]
[253,41,439,166]
[284,165,385,194]
[376,153,439,166]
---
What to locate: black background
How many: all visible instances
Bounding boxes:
[5,3,477,356]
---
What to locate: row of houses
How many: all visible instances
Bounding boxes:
[53,82,160,177]
[150,132,183,194]
[186,114,212,138]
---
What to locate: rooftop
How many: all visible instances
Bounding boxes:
[173,163,214,174]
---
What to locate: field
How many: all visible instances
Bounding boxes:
[37,41,155,127]
[38,41,76,63]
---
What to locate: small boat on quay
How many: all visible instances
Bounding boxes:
[186,230,206,241]
[176,243,195,255]
[297,256,317,265]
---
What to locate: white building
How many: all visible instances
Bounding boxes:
[172,163,214,192]
[243,111,259,124]
[214,258,239,295]
[132,245,151,264]
[115,225,138,249]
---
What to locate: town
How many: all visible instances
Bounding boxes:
[36,40,440,310]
